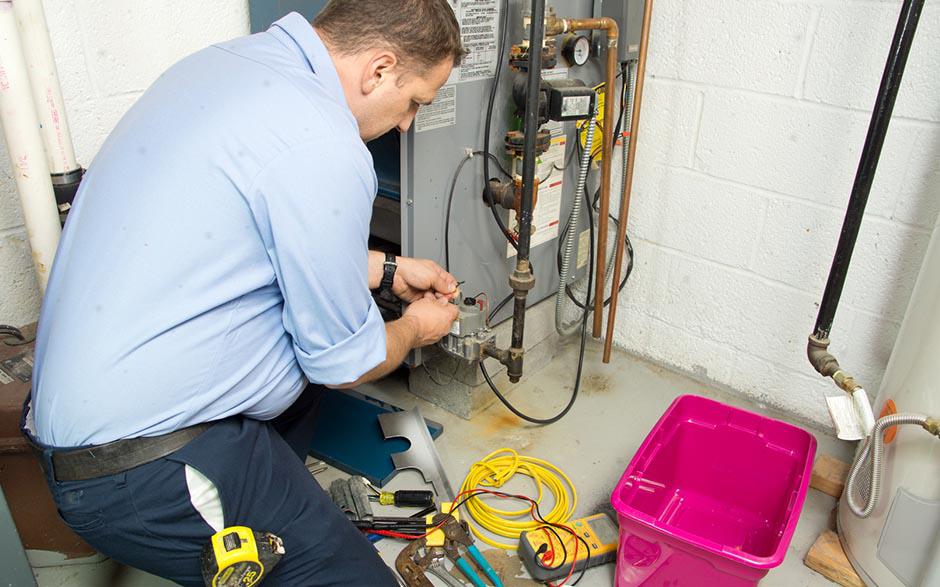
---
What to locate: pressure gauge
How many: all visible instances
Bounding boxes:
[562,34,591,67]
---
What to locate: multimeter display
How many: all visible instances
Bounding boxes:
[518,513,619,582]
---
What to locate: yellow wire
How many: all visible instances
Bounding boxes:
[457,448,578,550]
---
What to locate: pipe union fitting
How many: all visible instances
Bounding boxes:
[509,269,536,292]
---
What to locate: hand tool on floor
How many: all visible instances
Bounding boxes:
[437,510,503,587]
[517,513,618,582]
[395,505,504,587]
[332,476,439,537]
[371,488,435,508]
[330,477,374,523]
[201,526,284,587]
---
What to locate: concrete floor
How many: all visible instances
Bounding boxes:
[31,340,850,586]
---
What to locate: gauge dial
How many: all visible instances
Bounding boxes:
[562,34,591,67]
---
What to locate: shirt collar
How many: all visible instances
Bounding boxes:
[269,12,347,108]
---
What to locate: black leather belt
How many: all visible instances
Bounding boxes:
[46,423,212,482]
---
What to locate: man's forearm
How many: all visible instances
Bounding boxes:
[330,316,418,389]
[367,250,392,290]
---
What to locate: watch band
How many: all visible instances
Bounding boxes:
[380,252,397,295]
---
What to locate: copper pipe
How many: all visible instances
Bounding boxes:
[552,17,618,337]
[603,0,652,362]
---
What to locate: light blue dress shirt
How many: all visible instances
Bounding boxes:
[32,13,387,447]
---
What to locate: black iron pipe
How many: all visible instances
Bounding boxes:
[812,0,924,341]
[506,0,545,383]
[516,1,544,263]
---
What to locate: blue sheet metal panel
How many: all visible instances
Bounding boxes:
[249,0,328,33]
[308,388,443,486]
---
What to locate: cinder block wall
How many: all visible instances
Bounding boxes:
[614,0,939,427]
[0,0,249,326]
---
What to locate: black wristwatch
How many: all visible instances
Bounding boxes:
[378,252,397,299]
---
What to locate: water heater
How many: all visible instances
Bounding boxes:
[838,214,940,586]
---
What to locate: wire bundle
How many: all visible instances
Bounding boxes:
[457,449,577,549]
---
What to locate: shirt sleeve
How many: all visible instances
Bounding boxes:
[246,139,386,385]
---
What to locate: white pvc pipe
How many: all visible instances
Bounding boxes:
[12,0,78,176]
[0,1,62,294]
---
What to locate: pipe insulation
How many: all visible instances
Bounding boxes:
[12,0,78,177]
[555,112,596,335]
[0,1,62,293]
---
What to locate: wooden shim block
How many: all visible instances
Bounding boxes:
[804,530,864,587]
[811,454,850,498]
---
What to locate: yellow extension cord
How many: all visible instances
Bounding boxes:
[457,448,578,550]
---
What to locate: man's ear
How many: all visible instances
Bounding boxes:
[361,50,399,96]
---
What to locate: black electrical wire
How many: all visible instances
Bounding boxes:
[479,180,594,425]
[444,150,512,272]
[0,325,33,346]
[449,488,592,585]
[482,0,517,248]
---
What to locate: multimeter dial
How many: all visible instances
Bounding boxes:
[562,34,591,66]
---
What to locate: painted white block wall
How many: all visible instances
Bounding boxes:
[0,0,249,326]
[613,0,940,428]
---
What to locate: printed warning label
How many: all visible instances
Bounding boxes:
[448,0,499,83]
[415,84,457,133]
[506,121,567,258]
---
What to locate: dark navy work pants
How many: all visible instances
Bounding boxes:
[27,385,398,586]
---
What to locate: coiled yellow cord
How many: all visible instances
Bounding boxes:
[457,448,578,550]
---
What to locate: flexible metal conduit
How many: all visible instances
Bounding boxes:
[807,0,925,384]
[846,413,940,518]
[555,112,597,335]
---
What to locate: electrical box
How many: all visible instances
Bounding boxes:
[598,0,646,62]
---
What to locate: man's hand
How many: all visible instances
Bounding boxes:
[402,296,459,346]
[392,257,459,303]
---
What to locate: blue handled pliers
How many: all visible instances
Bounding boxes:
[441,518,504,587]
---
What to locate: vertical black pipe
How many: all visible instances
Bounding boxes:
[812,0,924,340]
[507,0,545,383]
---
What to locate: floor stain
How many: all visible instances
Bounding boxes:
[478,548,537,586]
[582,374,612,395]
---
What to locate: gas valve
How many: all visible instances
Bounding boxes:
[438,297,496,362]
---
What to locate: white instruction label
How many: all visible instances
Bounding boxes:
[448,0,500,83]
[415,85,456,133]
[0,369,12,385]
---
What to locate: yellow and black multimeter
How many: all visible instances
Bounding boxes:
[201,526,285,587]
[518,513,619,582]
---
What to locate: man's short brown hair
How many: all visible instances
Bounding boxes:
[314,0,465,73]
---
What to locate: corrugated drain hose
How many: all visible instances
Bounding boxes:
[846,413,940,518]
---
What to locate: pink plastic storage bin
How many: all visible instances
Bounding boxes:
[610,395,816,586]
